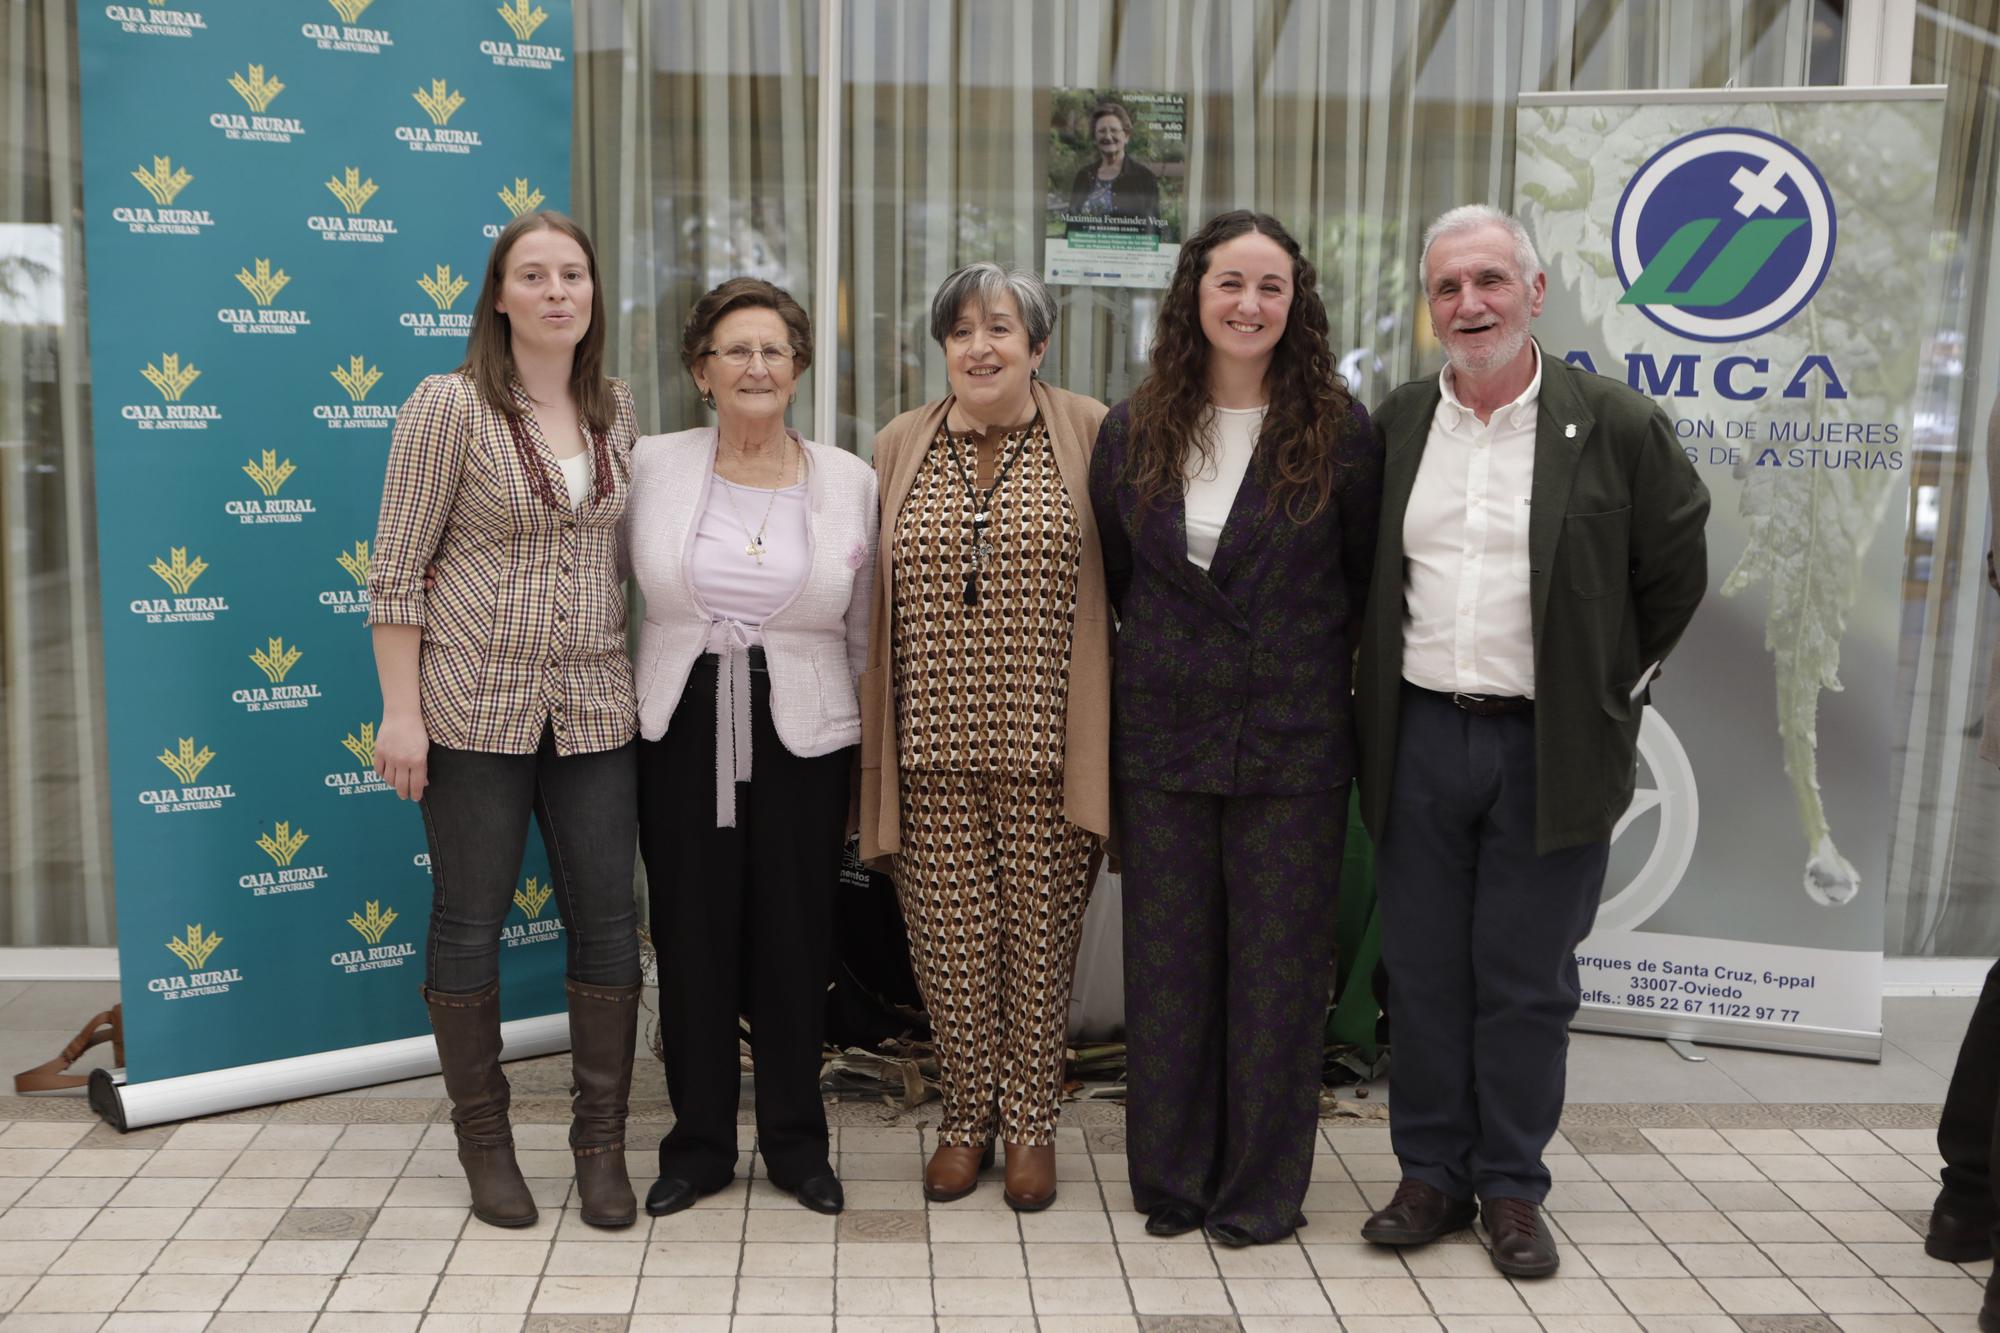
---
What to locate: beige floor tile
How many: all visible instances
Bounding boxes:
[528,1273,638,1313]
[1842,1243,1955,1277]
[1031,1276,1135,1314]
[743,1210,837,1244]
[1416,1277,1525,1315]
[1796,1132,1889,1157]
[1816,1213,1923,1245]
[1591,1155,1685,1182]
[1303,1242,1403,1278]
[468,1210,558,1242]
[134,1151,238,1178]
[1640,1213,1745,1244]
[1697,1183,1798,1212]
[115,1272,235,1311]
[633,1273,736,1313]
[0,1243,68,1277]
[201,1177,304,1208]
[1782,1183,1883,1212]
[1435,1318,1540,1333]
[296,1178,396,1208]
[1750,1154,1846,1182]
[218,1272,333,1311]
[1340,1319,1447,1333]
[47,1241,162,1276]
[346,1238,454,1275]
[248,1238,357,1274]
[647,1209,744,1243]
[542,1239,646,1277]
[77,1209,188,1241]
[249,1126,342,1151]
[1795,1276,1920,1313]
[335,1125,426,1150]
[835,1243,931,1278]
[366,1207,466,1241]
[1669,1242,1778,1277]
[1606,1277,1724,1314]
[1556,1212,1657,1244]
[1672,1156,1764,1182]
[0,1152,66,1180]
[1402,1246,1501,1278]
[1544,1182,1632,1212]
[1025,1242,1120,1276]
[631,1317,734,1332]
[225,1150,326,1179]
[446,1239,549,1275]
[1323,1275,1430,1315]
[1018,1210,1113,1243]
[730,1318,834,1333]
[0,1129,90,1152]
[1581,1244,1688,1277]
[1122,1275,1232,1315]
[100,1313,212,1332]
[1627,1316,1738,1333]
[1862,1184,1940,1211]
[148,1239,261,1274]
[926,1212,1021,1245]
[425,1273,538,1314]
[1116,1242,1218,1279]
[415,1313,533,1333]
[1538,1318,1642,1333]
[1697,1276,1814,1313]
[1881,1275,1989,1314]
[1225,1276,1333,1315]
[313,1315,422,1333]
[1516,1276,1625,1315]
[174,1207,282,1240]
[1729,1212,1836,1243]
[205,1315,316,1332]
[1828,1314,1935,1332]
[1641,1130,1733,1155]
[14,1181,119,1210]
[1761,1243,1871,1277]
[834,1275,933,1316]
[1213,1244,1315,1280]
[1721,1131,1812,1156]
[161,1126,257,1152]
[931,1243,1025,1278]
[636,1240,739,1277]
[842,1181,926,1211]
[47,1152,151,1181]
[14,1273,138,1313]
[1038,1317,1141,1333]
[0,1211,95,1242]
[106,1178,205,1210]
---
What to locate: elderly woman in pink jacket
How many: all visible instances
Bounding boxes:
[625,278,877,1218]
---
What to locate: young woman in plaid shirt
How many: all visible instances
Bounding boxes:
[368,212,643,1232]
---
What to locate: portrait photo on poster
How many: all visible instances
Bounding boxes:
[1044,87,1185,290]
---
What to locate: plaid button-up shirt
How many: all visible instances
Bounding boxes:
[368,372,638,756]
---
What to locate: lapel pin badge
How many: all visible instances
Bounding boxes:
[1564,423,1577,438]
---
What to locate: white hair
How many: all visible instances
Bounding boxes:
[1418,204,1543,291]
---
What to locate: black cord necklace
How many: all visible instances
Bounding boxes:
[942,415,1039,607]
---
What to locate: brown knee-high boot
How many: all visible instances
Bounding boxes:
[567,978,639,1228]
[424,982,538,1228]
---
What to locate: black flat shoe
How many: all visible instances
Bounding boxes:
[1145,1202,1204,1237]
[643,1175,698,1217]
[792,1173,845,1216]
[1205,1221,1259,1248]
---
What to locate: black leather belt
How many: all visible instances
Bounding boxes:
[1413,684,1533,716]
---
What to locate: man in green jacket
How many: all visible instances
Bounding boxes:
[1354,205,1709,1278]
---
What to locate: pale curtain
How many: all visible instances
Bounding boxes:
[0,0,113,947]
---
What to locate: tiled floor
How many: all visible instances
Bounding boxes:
[0,986,1989,1332]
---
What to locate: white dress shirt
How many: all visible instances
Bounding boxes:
[1401,344,1541,698]
[1184,405,1263,570]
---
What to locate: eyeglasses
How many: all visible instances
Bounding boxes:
[706,343,796,368]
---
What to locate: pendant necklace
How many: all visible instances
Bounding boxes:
[944,416,1036,606]
[719,439,799,565]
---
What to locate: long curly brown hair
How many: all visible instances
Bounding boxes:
[1126,211,1355,523]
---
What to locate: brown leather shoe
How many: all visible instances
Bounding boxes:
[565,979,639,1229]
[1003,1141,1056,1212]
[1481,1197,1559,1278]
[923,1141,994,1203]
[424,982,538,1229]
[1360,1178,1476,1245]
[1926,1190,1998,1264]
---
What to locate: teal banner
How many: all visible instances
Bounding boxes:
[80,0,575,1082]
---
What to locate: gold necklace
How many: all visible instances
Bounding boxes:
[717,439,799,565]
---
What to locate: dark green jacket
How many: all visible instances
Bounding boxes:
[1355,352,1711,854]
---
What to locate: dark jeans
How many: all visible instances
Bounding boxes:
[640,655,851,1191]
[419,725,640,993]
[1376,685,1610,1204]
[1938,957,2000,1241]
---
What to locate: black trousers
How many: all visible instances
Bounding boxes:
[419,726,640,993]
[639,655,852,1191]
[1375,685,1609,1204]
[1938,957,2000,1240]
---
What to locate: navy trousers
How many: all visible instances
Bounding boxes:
[1375,685,1609,1203]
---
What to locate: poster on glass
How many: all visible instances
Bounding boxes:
[1044,88,1184,289]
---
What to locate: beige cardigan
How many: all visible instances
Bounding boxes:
[858,380,1113,866]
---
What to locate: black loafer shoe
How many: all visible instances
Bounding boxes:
[1481,1197,1559,1279]
[643,1175,698,1218]
[793,1173,845,1216]
[1926,1193,1999,1264]
[1205,1221,1258,1248]
[1145,1202,1204,1237]
[1360,1178,1477,1246]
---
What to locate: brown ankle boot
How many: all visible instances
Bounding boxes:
[425,982,538,1228]
[1003,1141,1056,1212]
[566,978,639,1229]
[923,1140,995,1203]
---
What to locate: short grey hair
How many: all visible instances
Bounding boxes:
[1418,204,1543,292]
[928,261,1057,350]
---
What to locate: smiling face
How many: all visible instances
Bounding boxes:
[1424,221,1545,382]
[692,307,796,430]
[943,291,1045,429]
[1196,231,1294,376]
[1093,112,1129,162]
[494,226,592,358]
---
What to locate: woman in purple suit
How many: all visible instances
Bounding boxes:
[1088,211,1383,1246]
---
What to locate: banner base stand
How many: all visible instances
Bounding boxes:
[86,1012,571,1132]
[1574,1007,1883,1063]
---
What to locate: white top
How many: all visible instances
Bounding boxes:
[1184,405,1264,570]
[1401,344,1542,699]
[689,477,810,650]
[556,450,592,510]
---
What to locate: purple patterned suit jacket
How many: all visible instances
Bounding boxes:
[1087,399,1383,795]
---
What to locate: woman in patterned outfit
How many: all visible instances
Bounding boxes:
[369,212,643,1232]
[857,263,1114,1210]
[1089,211,1384,1246]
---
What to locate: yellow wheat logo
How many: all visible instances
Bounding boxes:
[327,0,373,22]
[157,737,216,785]
[132,155,192,207]
[341,722,376,768]
[498,177,545,217]
[335,540,371,586]
[229,65,285,113]
[149,546,208,595]
[250,636,302,684]
[324,167,379,215]
[412,79,465,127]
[242,450,296,498]
[331,356,383,402]
[165,924,223,971]
[496,0,548,41]
[514,877,553,919]
[417,264,468,311]
[348,900,398,945]
[235,258,291,307]
[142,353,201,402]
[257,820,310,867]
